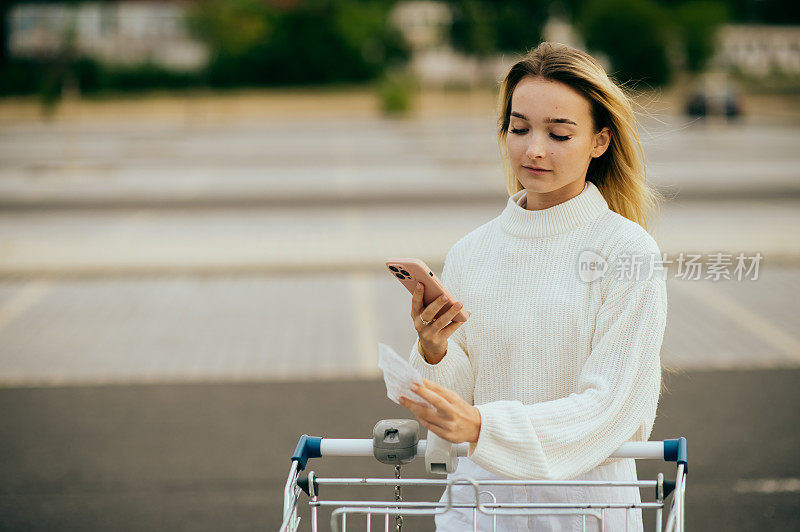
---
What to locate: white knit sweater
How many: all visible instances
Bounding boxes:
[409,181,668,481]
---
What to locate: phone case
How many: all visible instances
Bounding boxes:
[385,257,470,323]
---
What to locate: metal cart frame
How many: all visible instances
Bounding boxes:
[281,435,687,532]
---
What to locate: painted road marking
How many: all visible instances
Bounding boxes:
[0,279,52,335]
[670,280,800,363]
[734,478,800,494]
[351,272,380,377]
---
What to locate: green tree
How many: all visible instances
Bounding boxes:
[188,0,275,58]
[674,1,729,73]
[447,0,547,56]
[579,0,672,86]
[188,0,409,87]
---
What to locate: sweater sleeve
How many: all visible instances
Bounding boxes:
[409,243,475,405]
[468,258,667,480]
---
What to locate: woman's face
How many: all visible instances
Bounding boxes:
[506,76,610,208]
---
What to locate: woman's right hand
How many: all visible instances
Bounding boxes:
[412,283,466,365]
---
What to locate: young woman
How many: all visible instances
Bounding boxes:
[399,42,668,531]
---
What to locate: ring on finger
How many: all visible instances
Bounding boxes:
[420,316,432,326]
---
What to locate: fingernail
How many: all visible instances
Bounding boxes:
[410,383,419,391]
[416,283,422,289]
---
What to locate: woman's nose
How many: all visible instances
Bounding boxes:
[525,137,546,159]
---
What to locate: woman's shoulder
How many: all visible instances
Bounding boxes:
[588,212,667,296]
[591,209,662,258]
[446,216,502,260]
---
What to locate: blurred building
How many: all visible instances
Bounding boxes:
[390,1,510,87]
[388,1,596,88]
[715,24,800,76]
[8,1,208,70]
[391,1,486,87]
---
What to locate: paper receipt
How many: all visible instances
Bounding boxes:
[378,342,432,408]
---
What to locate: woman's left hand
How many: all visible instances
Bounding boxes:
[400,379,481,444]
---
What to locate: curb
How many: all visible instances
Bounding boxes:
[2,253,798,279]
[1,183,799,211]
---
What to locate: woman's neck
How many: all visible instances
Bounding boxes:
[524,180,587,211]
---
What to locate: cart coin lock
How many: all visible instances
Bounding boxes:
[372,419,419,465]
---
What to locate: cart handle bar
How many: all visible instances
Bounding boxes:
[291,436,687,472]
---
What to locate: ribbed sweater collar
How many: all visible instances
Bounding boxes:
[500,181,608,238]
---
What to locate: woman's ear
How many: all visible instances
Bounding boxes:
[591,127,611,158]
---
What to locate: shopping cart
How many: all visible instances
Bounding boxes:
[280,420,687,532]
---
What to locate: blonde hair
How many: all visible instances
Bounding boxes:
[497,42,662,230]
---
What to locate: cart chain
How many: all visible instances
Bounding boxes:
[394,465,403,532]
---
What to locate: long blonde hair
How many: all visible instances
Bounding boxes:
[497,42,662,230]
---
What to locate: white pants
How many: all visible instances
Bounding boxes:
[434,457,643,532]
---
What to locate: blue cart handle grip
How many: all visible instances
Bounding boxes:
[663,437,688,473]
[291,435,322,471]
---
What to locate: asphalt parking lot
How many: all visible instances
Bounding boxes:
[1,368,798,531]
[2,95,799,531]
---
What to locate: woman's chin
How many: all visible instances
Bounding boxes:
[519,176,558,193]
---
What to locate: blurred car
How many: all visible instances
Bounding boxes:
[685,74,744,118]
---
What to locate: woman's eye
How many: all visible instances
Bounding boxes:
[510,128,570,141]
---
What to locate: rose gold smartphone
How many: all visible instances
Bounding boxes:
[385,257,470,322]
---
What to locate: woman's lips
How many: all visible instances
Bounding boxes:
[523,166,551,175]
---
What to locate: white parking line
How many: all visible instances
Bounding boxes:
[0,279,52,335]
[734,478,800,494]
[351,272,380,377]
[670,280,800,363]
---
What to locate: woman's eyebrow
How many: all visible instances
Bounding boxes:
[545,117,578,125]
[510,111,577,125]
